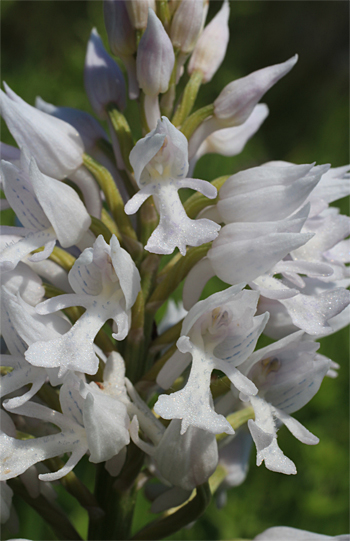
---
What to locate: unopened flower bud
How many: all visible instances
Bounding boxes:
[0,84,84,179]
[35,96,109,154]
[137,9,175,96]
[214,55,298,127]
[126,0,155,30]
[188,0,230,83]
[104,0,136,57]
[84,28,127,119]
[170,0,204,54]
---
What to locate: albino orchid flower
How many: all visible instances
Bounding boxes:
[183,207,314,309]
[25,235,141,377]
[126,381,218,493]
[0,150,91,272]
[0,285,70,408]
[155,284,268,435]
[124,117,220,255]
[238,331,331,474]
[0,356,130,482]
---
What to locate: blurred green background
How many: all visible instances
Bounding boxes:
[1,1,349,539]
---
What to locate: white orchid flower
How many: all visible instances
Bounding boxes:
[0,355,130,482]
[238,331,331,474]
[0,150,91,272]
[125,116,220,255]
[154,284,268,435]
[24,235,140,377]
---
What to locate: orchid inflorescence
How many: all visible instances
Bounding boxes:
[0,1,349,540]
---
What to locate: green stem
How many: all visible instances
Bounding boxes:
[146,243,211,315]
[89,215,114,243]
[89,443,144,540]
[8,477,82,541]
[83,153,141,260]
[49,246,76,272]
[108,106,134,172]
[172,70,204,127]
[181,103,215,140]
[131,482,211,540]
[156,0,170,30]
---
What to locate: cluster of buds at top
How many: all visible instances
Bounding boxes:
[0,1,349,540]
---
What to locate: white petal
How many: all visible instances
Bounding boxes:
[110,235,141,310]
[1,159,50,230]
[0,227,57,272]
[274,409,319,445]
[29,158,91,247]
[0,87,84,179]
[182,257,216,311]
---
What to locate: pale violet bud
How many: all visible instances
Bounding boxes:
[104,0,136,57]
[84,28,127,119]
[0,84,84,180]
[170,0,204,54]
[214,55,298,127]
[188,0,230,83]
[104,0,139,99]
[35,96,109,154]
[136,10,175,97]
[126,0,155,30]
